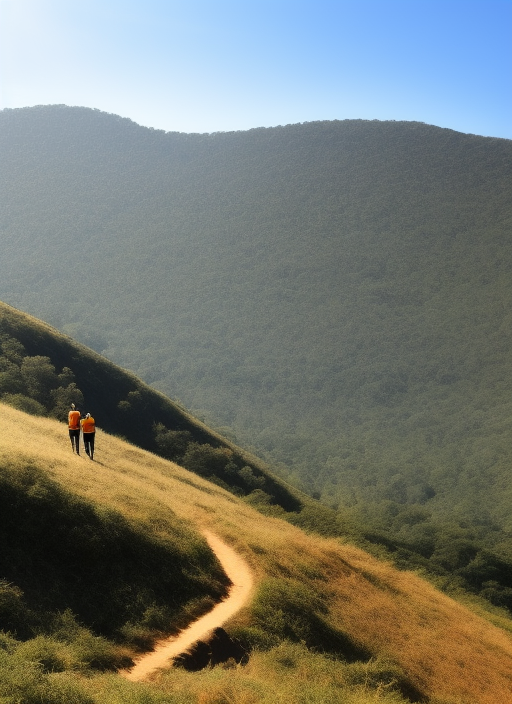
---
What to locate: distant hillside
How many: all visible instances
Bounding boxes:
[1,105,512,554]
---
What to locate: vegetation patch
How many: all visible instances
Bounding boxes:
[243,578,369,661]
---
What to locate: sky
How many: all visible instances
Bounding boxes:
[0,0,510,139]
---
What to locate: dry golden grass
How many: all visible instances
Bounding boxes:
[2,402,512,704]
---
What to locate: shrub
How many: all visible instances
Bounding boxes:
[0,631,18,653]
[154,424,193,462]
[229,624,280,651]
[238,466,265,489]
[37,673,95,704]
[1,392,46,415]
[0,643,92,704]
[0,653,94,704]
[250,578,369,660]
[15,635,68,673]
[0,579,37,638]
[182,443,234,478]
[70,631,133,671]
[0,649,45,703]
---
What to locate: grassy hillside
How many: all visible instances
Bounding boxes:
[1,402,512,704]
[0,105,511,555]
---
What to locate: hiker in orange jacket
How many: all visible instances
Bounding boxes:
[81,412,96,460]
[68,403,81,454]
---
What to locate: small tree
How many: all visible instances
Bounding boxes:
[0,358,24,395]
[0,334,25,365]
[182,443,235,479]
[50,383,85,420]
[20,356,59,405]
[153,424,193,462]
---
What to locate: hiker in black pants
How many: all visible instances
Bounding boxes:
[68,403,81,454]
[81,413,96,459]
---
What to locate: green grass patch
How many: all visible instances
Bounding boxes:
[243,578,370,661]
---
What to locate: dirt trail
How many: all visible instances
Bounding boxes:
[121,530,254,681]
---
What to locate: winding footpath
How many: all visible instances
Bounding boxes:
[121,530,254,681]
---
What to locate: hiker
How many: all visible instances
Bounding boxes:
[81,412,96,460]
[68,403,81,455]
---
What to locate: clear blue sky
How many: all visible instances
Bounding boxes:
[0,0,510,138]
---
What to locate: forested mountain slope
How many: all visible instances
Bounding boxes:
[1,105,511,554]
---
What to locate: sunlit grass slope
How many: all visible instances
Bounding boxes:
[1,402,511,704]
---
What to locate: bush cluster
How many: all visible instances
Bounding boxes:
[0,333,84,417]
[154,423,268,496]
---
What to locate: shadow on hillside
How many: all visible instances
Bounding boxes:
[173,627,249,671]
